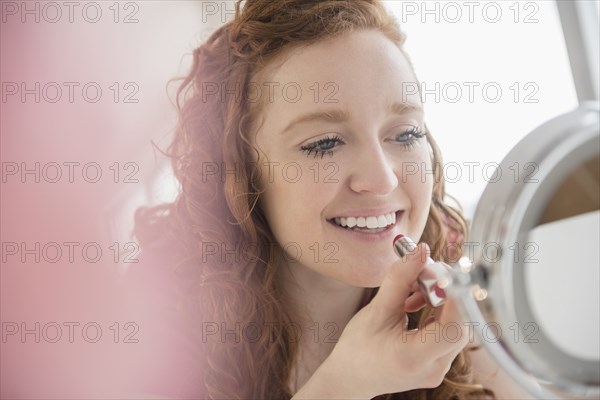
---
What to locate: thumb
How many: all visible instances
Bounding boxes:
[370,242,429,326]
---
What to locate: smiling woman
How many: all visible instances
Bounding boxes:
[253,29,434,290]
[132,0,501,399]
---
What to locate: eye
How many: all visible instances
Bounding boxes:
[300,134,343,158]
[391,126,427,150]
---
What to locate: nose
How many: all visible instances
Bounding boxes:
[347,141,399,195]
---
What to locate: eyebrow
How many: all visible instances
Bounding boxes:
[280,109,349,135]
[389,102,423,115]
[280,102,422,135]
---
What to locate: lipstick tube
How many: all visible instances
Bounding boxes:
[393,234,453,308]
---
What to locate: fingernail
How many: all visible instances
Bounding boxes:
[434,285,446,299]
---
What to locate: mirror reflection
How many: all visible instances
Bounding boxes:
[526,154,600,380]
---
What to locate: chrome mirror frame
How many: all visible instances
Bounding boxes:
[450,102,600,399]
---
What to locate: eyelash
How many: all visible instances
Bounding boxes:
[300,127,427,158]
[300,135,342,158]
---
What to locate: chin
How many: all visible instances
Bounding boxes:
[341,259,393,287]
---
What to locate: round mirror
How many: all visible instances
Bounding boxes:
[453,102,600,399]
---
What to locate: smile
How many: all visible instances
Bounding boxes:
[329,211,399,233]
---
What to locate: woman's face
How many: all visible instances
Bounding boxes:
[253,29,433,288]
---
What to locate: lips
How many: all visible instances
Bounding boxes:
[332,212,396,229]
[328,210,402,233]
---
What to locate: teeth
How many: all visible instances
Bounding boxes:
[332,212,397,229]
[386,214,393,224]
[366,216,378,229]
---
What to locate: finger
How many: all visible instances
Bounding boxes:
[436,329,469,366]
[431,345,466,384]
[404,292,427,313]
[407,262,448,310]
[438,296,466,327]
[370,243,429,326]
[408,301,469,358]
[438,298,470,351]
[409,281,420,293]
[409,318,468,360]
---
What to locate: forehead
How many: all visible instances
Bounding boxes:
[252,29,422,132]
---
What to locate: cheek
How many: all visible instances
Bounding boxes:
[403,151,434,229]
[258,166,328,236]
[414,146,434,195]
[409,166,434,204]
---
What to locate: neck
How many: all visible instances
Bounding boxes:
[277,259,368,341]
[275,254,369,393]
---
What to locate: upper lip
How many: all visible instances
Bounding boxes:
[327,207,403,219]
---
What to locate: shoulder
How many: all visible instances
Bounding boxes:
[469,346,537,400]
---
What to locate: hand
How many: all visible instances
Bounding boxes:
[294,243,469,399]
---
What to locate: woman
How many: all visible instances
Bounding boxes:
[133,0,532,398]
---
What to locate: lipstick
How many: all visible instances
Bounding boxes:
[393,234,452,308]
